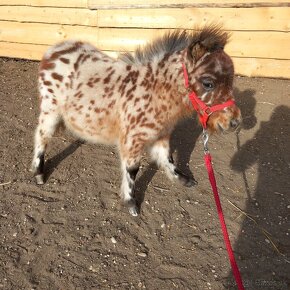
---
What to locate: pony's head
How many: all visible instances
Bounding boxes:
[185,26,241,133]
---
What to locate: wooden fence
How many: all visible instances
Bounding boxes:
[0,0,289,78]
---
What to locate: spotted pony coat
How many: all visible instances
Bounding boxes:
[31,26,241,216]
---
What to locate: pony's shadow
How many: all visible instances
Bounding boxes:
[44,139,84,182]
[234,87,257,130]
[226,104,290,288]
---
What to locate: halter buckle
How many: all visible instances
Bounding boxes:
[203,107,212,117]
[202,129,209,154]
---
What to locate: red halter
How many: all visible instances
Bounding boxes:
[182,63,235,128]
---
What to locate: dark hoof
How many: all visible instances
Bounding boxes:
[175,168,198,187]
[181,177,198,187]
[35,174,44,185]
[124,198,139,216]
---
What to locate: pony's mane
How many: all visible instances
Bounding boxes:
[120,25,229,65]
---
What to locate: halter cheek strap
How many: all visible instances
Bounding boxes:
[182,63,235,129]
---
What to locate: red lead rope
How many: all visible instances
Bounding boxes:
[182,63,245,290]
[204,153,245,290]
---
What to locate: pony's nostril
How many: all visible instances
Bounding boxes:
[230,119,239,129]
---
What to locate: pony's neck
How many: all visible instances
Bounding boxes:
[151,52,193,119]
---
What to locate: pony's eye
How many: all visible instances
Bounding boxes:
[202,79,214,91]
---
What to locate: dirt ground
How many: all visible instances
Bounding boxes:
[0,57,289,290]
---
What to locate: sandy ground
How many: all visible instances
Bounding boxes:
[0,58,289,290]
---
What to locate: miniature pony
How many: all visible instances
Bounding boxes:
[31,26,241,216]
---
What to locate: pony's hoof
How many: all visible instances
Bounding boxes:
[175,168,198,187]
[124,198,139,216]
[128,206,139,217]
[35,174,44,185]
[182,177,198,187]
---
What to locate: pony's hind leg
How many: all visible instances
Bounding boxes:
[120,159,140,216]
[31,110,61,184]
[149,137,197,187]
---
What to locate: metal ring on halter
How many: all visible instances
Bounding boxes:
[202,129,209,153]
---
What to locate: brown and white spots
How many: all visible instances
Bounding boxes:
[60,57,70,64]
[81,55,91,65]
[103,70,115,84]
[43,81,52,86]
[32,27,240,216]
[108,100,116,108]
[74,91,83,99]
[74,53,85,71]
[164,83,172,91]
[40,59,55,70]
[87,81,94,88]
[76,105,83,111]
[51,72,63,82]
[134,98,140,105]
[76,83,83,90]
[161,104,167,111]
[94,107,108,114]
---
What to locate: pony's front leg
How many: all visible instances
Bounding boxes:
[119,139,144,216]
[149,137,197,187]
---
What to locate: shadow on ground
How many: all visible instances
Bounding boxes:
[225,90,290,289]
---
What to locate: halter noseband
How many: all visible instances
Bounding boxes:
[182,63,235,129]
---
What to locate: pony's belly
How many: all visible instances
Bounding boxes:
[63,113,119,145]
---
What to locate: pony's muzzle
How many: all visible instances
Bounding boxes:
[230,118,240,129]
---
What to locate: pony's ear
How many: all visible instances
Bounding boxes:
[187,26,228,62]
[187,42,207,63]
